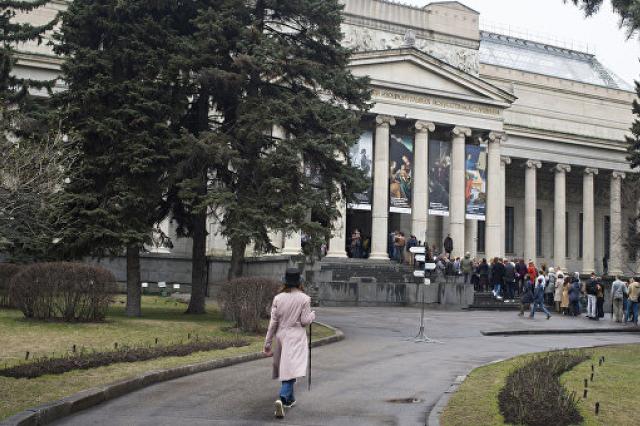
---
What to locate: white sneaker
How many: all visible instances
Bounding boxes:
[274,400,285,418]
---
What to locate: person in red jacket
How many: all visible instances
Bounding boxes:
[527,260,537,287]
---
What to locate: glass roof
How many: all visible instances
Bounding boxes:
[480,31,633,91]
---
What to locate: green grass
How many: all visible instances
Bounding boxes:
[0,296,333,420]
[441,344,640,426]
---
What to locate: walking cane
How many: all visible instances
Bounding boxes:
[308,322,312,391]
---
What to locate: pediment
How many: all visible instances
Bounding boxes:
[349,48,516,107]
[424,1,479,15]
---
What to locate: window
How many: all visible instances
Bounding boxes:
[536,209,543,257]
[477,220,486,254]
[604,215,611,258]
[579,213,584,258]
[565,211,570,258]
[505,206,515,254]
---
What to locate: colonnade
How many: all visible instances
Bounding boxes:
[325,114,629,275]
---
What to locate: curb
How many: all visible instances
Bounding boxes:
[426,375,466,426]
[482,326,640,336]
[0,321,344,426]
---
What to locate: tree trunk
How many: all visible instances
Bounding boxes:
[186,212,207,314]
[228,239,247,280]
[125,245,141,317]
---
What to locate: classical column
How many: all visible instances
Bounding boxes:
[485,132,504,259]
[609,171,626,275]
[553,164,571,270]
[582,167,598,273]
[500,155,512,257]
[465,219,477,259]
[449,126,471,259]
[369,115,396,260]
[411,120,435,243]
[524,160,541,262]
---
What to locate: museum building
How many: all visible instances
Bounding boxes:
[15,0,639,276]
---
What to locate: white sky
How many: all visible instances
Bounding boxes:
[404,0,640,86]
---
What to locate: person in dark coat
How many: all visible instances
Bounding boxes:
[504,259,517,302]
[515,259,527,296]
[530,276,552,319]
[518,275,534,316]
[479,258,489,292]
[491,257,506,299]
[569,273,582,316]
[443,234,453,259]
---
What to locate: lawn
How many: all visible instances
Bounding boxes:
[0,295,333,420]
[441,344,640,426]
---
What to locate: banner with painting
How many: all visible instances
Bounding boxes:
[389,132,414,213]
[428,139,450,216]
[465,144,487,220]
[348,130,373,210]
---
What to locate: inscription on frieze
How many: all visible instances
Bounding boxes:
[372,88,501,116]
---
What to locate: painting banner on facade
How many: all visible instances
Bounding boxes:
[389,132,413,213]
[348,130,373,210]
[428,139,450,216]
[465,144,487,220]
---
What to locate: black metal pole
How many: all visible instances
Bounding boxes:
[308,323,312,391]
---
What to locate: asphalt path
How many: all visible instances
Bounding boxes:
[52,307,640,426]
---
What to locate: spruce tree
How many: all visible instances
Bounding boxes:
[53,1,189,316]
[0,1,60,259]
[175,0,371,281]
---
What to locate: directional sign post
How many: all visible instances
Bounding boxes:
[408,247,441,344]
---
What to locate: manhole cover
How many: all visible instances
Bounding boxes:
[385,397,422,404]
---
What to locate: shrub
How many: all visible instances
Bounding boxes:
[0,337,250,379]
[498,350,589,426]
[218,277,281,332]
[9,262,116,322]
[0,263,22,308]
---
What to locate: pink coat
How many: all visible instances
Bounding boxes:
[265,289,316,381]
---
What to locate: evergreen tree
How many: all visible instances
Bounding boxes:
[175,0,371,281]
[53,1,189,316]
[0,1,60,259]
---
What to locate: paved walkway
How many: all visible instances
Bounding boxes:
[53,308,639,426]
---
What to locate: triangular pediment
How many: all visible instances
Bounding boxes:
[349,47,516,107]
[424,1,479,15]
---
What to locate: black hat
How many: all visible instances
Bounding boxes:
[284,268,302,287]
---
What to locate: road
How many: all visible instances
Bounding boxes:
[53,307,640,426]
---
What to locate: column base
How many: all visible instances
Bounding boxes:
[325,251,348,259]
[369,252,390,260]
[607,269,623,277]
[281,248,302,256]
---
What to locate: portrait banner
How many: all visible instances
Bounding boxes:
[348,130,373,210]
[428,139,450,216]
[389,132,413,214]
[465,144,487,220]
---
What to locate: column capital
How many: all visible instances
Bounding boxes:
[375,115,396,127]
[525,159,542,169]
[500,156,512,166]
[415,120,435,133]
[452,126,472,137]
[554,163,571,174]
[612,171,626,180]
[584,167,599,176]
[488,131,507,143]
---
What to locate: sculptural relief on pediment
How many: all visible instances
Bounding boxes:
[341,24,480,76]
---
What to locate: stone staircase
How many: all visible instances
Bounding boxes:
[468,291,520,310]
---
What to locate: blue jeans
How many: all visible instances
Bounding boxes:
[626,301,638,324]
[530,300,551,317]
[571,300,580,316]
[279,379,296,404]
[493,283,501,297]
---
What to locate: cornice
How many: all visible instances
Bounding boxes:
[504,124,628,152]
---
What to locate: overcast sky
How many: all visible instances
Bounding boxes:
[404,0,640,85]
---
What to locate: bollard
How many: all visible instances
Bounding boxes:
[188,333,191,340]
[114,342,118,349]
[584,389,588,398]
[595,402,600,415]
[591,364,594,372]
[155,337,158,345]
[25,351,29,361]
[590,372,594,382]
[72,344,76,353]
[584,378,588,388]
[599,358,602,366]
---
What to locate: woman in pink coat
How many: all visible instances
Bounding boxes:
[264,268,316,418]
